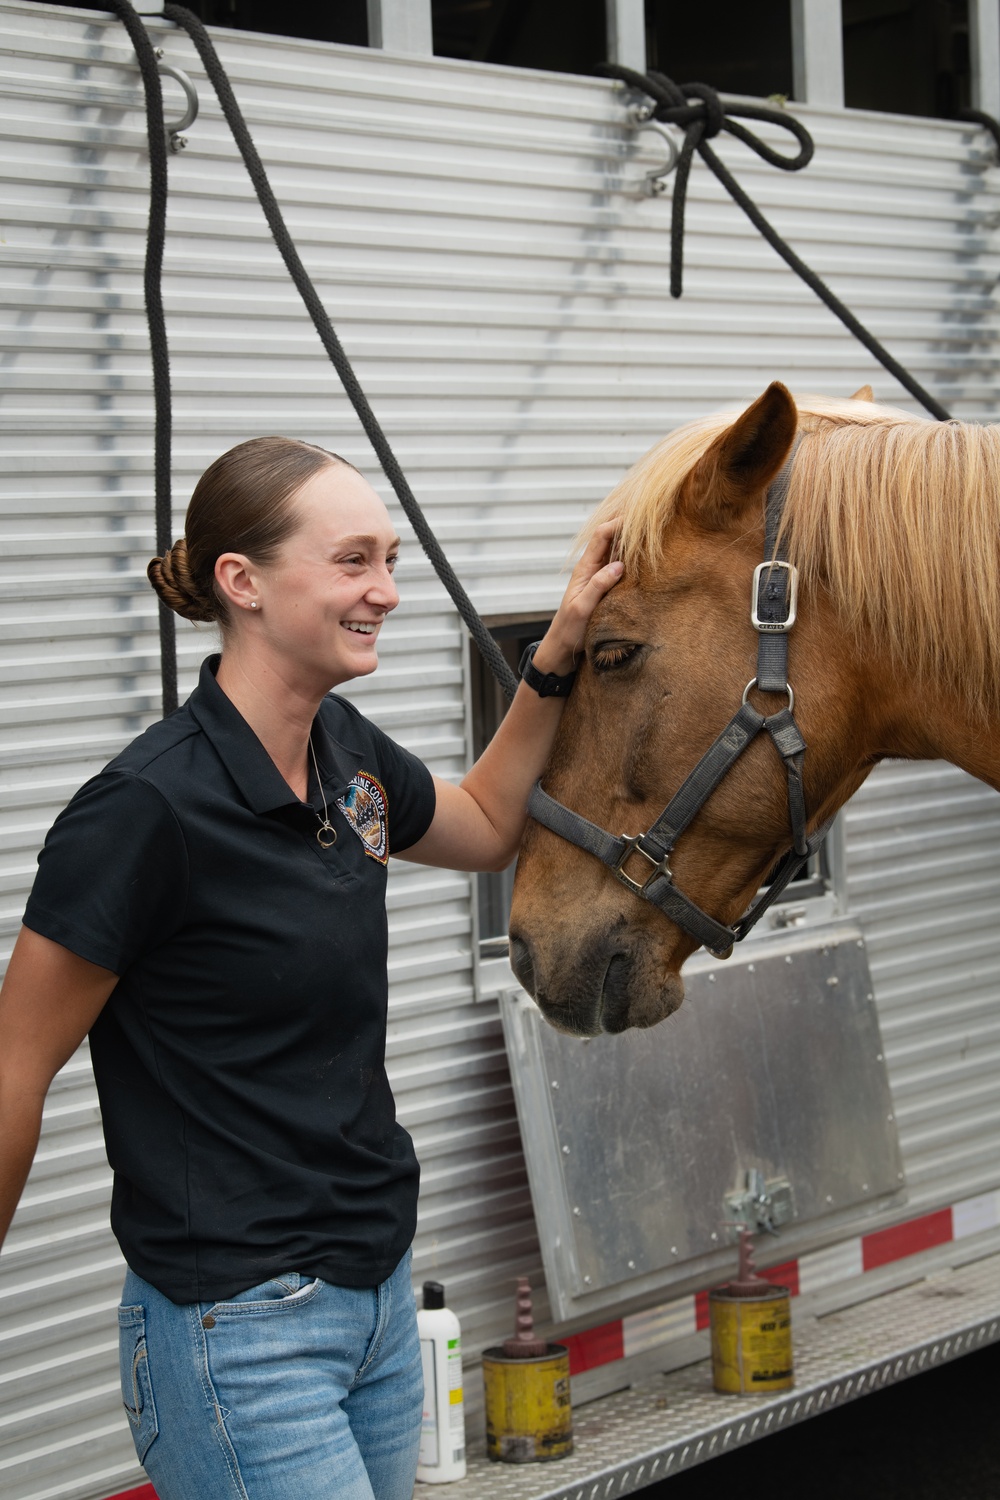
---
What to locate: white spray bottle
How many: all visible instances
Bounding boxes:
[416,1279,466,1482]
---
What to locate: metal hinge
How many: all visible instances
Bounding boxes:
[724,1169,795,1236]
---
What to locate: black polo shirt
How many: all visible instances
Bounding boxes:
[23,656,436,1304]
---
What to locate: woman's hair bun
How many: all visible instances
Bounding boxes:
[147,538,217,623]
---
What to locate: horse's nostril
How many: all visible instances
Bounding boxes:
[601,953,634,1033]
[508,934,536,998]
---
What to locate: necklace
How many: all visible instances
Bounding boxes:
[308,737,337,848]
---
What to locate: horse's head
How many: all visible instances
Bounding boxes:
[509,382,881,1036]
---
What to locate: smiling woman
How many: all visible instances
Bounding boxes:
[0,434,623,1500]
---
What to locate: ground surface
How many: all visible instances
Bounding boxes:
[643,1340,1000,1499]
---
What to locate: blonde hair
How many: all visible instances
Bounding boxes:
[583,394,1000,718]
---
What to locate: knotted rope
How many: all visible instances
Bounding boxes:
[601,64,956,422]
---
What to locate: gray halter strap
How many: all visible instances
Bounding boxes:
[526,446,831,962]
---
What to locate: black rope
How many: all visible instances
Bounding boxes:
[958,106,1000,155]
[601,64,956,422]
[153,3,518,700]
[100,0,178,714]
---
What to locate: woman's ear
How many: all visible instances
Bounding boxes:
[681,381,798,530]
[215,553,260,614]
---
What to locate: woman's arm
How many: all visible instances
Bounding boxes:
[0,927,118,1247]
[397,521,622,873]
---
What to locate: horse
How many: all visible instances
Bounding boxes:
[508,381,1000,1037]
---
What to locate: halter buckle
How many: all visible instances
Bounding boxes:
[751,560,798,632]
[614,834,673,896]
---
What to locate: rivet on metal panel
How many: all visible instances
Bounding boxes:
[826,1194,834,1203]
[708,973,716,982]
[584,1275,592,1284]
[748,963,756,972]
[671,1245,678,1254]
[551,1080,560,1089]
[868,991,875,1000]
[877,1052,884,1061]
[562,1144,571,1154]
[784,955,793,964]
[857,939,864,948]
[897,1172,904,1180]
[862,1183,869,1191]
[628,1259,636,1269]
[887,1113,894,1122]
[711,1231,719,1241]
[826,975,839,986]
[573,1206,581,1216]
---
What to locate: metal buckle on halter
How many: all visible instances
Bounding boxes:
[613,834,673,896]
[751,560,798,632]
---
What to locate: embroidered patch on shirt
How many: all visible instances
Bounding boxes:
[336,772,389,863]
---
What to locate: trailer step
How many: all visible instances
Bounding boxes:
[424,1251,1000,1499]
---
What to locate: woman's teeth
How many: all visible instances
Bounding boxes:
[344,621,376,634]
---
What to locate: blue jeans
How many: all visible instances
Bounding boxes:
[118,1251,423,1500]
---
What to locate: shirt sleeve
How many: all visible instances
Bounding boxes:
[372,728,437,854]
[22,772,190,975]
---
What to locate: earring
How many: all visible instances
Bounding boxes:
[250,601,258,609]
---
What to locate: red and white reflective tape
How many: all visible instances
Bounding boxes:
[103,1188,1000,1499]
[562,1188,1000,1374]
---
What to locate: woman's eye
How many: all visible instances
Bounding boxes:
[592,642,641,672]
[386,555,398,572]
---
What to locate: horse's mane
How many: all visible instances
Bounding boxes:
[583,394,1000,718]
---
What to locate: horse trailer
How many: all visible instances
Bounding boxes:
[1,1,998,1496]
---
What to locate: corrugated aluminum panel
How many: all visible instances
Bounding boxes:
[844,761,1000,1210]
[1,2,998,1494]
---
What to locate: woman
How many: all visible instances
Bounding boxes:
[0,437,622,1500]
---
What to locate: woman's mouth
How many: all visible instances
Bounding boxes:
[343,620,378,636]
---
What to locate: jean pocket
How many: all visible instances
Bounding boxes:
[206,1273,323,1319]
[118,1304,158,1464]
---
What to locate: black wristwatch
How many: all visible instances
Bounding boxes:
[518,641,577,698]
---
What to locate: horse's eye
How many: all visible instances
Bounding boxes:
[592,642,640,672]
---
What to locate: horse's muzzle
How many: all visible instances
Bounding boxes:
[509,931,684,1036]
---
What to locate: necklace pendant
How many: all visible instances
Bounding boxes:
[316,820,337,849]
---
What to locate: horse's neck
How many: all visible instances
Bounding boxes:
[885,697,1000,793]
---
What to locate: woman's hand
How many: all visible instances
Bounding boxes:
[398,521,625,874]
[531,520,623,675]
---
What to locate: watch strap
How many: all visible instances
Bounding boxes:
[519,641,576,698]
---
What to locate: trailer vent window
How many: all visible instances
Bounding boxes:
[432,0,606,76]
[843,0,970,119]
[645,0,794,101]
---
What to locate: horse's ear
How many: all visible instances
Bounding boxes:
[850,384,874,401]
[684,381,798,528]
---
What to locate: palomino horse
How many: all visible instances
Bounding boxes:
[509,381,1000,1036]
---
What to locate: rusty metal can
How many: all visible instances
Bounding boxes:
[482,1344,573,1462]
[709,1283,793,1394]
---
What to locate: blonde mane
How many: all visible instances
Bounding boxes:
[584,394,1000,718]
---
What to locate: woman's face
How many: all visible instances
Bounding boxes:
[231,463,401,689]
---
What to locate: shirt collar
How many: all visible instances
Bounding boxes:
[187,655,367,815]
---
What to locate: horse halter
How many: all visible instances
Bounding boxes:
[527,445,831,961]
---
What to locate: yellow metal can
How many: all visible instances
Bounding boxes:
[709,1285,793,1394]
[482,1344,573,1462]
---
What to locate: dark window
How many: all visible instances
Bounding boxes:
[159,0,369,47]
[645,0,794,100]
[470,616,552,957]
[433,0,606,75]
[843,0,970,118]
